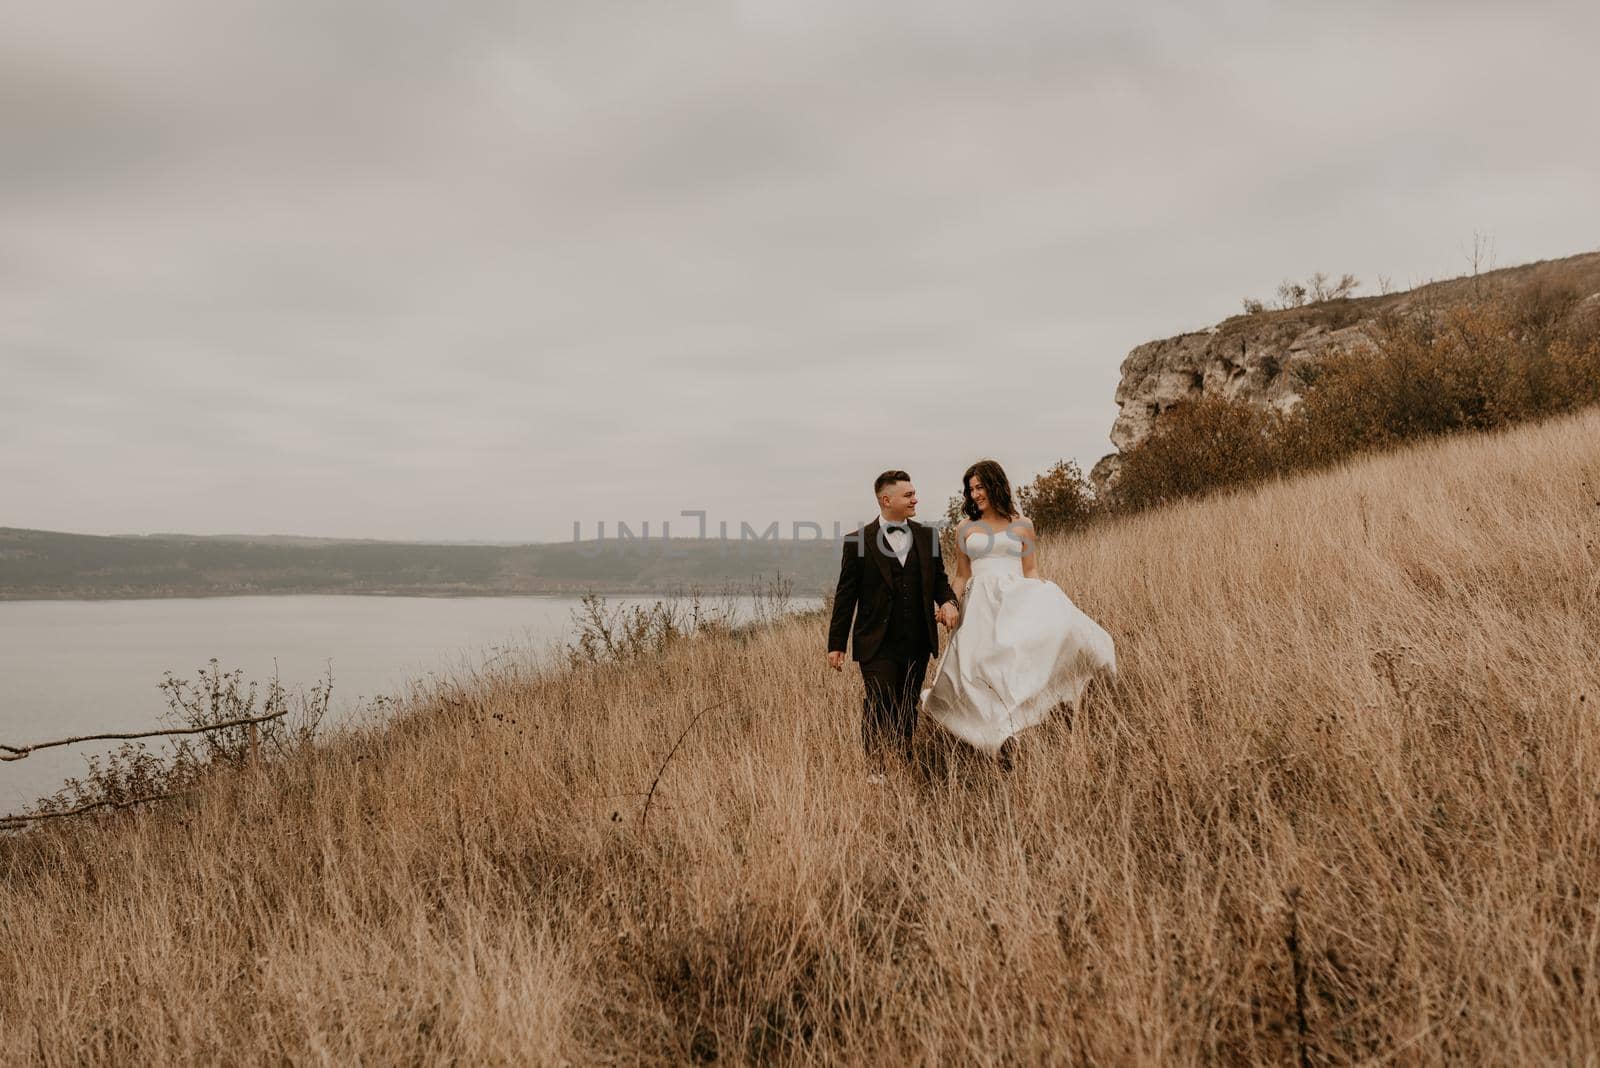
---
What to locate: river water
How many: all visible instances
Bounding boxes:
[0,593,817,810]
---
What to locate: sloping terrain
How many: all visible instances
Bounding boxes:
[3,408,1598,1063]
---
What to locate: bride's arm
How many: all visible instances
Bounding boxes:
[1015,515,1040,579]
[951,520,973,601]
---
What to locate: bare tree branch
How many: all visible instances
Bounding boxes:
[0,710,288,762]
[1,791,181,827]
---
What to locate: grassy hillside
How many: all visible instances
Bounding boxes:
[4,409,1599,1063]
[0,527,837,599]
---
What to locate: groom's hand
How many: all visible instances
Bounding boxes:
[938,602,959,629]
[827,650,845,671]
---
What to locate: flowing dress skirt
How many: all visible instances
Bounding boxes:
[920,569,1116,754]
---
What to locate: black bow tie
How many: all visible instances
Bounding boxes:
[883,522,908,533]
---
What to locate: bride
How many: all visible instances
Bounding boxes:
[920,459,1117,762]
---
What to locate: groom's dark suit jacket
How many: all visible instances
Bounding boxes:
[828,518,958,663]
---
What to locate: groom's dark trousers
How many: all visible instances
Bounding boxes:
[828,519,955,770]
[859,652,928,769]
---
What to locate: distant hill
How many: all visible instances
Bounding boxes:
[0,527,839,600]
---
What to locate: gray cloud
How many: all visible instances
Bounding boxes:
[3,0,1598,542]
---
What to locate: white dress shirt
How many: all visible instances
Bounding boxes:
[880,517,911,566]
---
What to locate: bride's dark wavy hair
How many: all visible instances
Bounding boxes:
[960,459,1018,521]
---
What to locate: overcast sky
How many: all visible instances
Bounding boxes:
[4,0,1597,543]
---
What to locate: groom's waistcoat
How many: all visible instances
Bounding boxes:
[882,533,930,658]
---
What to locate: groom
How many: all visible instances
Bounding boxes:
[827,470,960,777]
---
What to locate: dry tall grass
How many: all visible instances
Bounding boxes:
[5,409,1600,1064]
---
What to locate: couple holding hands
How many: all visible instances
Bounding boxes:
[827,462,1116,780]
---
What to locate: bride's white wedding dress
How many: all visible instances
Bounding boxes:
[920,524,1116,754]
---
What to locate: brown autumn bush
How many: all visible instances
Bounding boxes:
[1015,459,1097,535]
[1113,394,1287,512]
[1115,282,1600,513]
[10,660,330,829]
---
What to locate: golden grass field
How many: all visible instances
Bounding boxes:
[4,408,1599,1065]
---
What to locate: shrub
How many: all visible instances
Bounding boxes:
[1245,271,1361,312]
[1015,459,1097,535]
[1546,335,1600,410]
[24,659,330,821]
[938,493,966,562]
[1281,295,1600,469]
[159,658,328,767]
[1116,280,1600,513]
[561,582,800,668]
[1115,395,1287,512]
[565,594,694,667]
[1308,271,1361,303]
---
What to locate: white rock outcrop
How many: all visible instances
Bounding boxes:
[1090,251,1600,497]
[1091,316,1377,493]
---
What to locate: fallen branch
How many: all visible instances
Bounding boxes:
[640,697,732,832]
[1,791,180,828]
[0,709,288,762]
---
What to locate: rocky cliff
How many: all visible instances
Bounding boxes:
[1091,250,1600,494]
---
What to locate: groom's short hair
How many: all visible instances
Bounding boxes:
[874,469,911,496]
